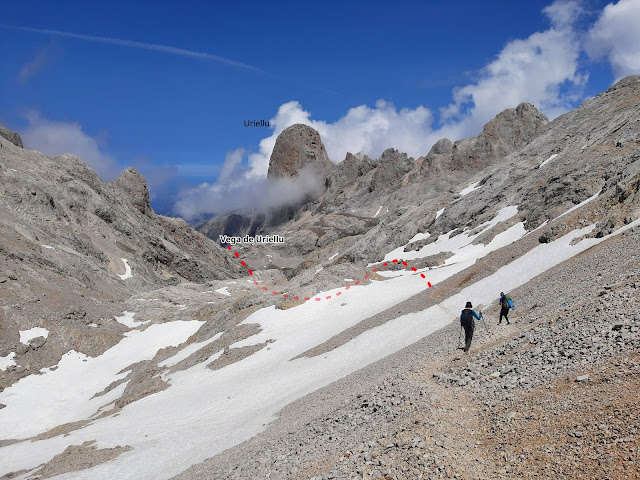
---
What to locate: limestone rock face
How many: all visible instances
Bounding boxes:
[0,124,24,148]
[451,103,549,170]
[371,149,414,193]
[429,138,453,155]
[267,124,334,180]
[110,167,153,217]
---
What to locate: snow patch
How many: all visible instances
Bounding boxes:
[383,205,519,264]
[114,311,149,328]
[118,258,132,280]
[41,245,54,250]
[459,181,481,196]
[558,191,601,219]
[373,206,383,218]
[19,327,49,345]
[539,153,558,167]
[328,252,339,261]
[215,287,231,297]
[435,208,444,219]
[0,353,16,371]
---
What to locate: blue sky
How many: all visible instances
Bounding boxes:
[1,0,639,218]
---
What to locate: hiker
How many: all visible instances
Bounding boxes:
[498,292,511,325]
[460,301,482,352]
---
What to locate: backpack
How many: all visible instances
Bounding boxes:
[461,309,474,327]
[504,293,514,308]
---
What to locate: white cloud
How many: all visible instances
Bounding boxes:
[174,166,325,221]
[440,0,586,137]
[586,0,640,81]
[219,148,245,183]
[542,0,583,27]
[21,112,120,181]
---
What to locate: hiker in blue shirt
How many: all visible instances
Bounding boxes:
[499,292,511,325]
[460,302,482,352]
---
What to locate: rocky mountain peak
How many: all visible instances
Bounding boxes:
[267,124,334,179]
[110,167,153,217]
[0,124,23,148]
[428,138,453,156]
[480,102,549,156]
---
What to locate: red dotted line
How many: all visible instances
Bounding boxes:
[226,246,432,302]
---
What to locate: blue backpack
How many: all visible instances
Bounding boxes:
[504,293,514,308]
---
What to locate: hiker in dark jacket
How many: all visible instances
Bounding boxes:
[498,292,511,325]
[460,302,482,352]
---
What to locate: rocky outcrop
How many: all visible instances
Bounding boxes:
[429,138,453,155]
[110,167,153,217]
[450,102,549,170]
[0,124,23,148]
[267,124,334,179]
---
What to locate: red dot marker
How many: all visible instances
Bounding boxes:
[227,246,232,250]
[254,280,259,285]
[392,259,398,263]
[364,274,369,279]
[402,261,407,266]
[373,268,377,272]
[383,263,388,266]
[411,267,417,272]
[241,261,246,266]
[326,296,331,300]
[420,273,425,278]
[345,286,350,290]
[282,294,288,298]
[304,297,310,301]
[354,280,360,285]
[428,282,432,287]
[315,298,321,301]
[263,286,268,291]
[336,291,342,296]
[293,296,299,300]
[234,252,239,258]
[248,269,253,275]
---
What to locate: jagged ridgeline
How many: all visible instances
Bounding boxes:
[198,76,639,267]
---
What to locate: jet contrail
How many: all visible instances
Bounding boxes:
[4,25,261,72]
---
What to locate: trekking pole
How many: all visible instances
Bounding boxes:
[459,325,463,349]
[478,311,490,336]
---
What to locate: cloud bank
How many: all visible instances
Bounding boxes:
[174,166,326,222]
